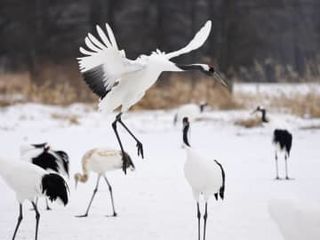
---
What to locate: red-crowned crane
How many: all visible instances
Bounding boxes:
[252,106,293,180]
[77,20,228,174]
[182,117,225,240]
[0,157,69,240]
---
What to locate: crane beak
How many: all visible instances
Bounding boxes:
[213,72,229,90]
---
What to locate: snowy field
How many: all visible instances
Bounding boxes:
[233,82,320,96]
[0,103,320,240]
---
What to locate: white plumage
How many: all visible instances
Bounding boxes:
[173,102,208,126]
[184,150,223,201]
[182,117,225,240]
[0,159,47,203]
[74,147,135,217]
[77,20,227,173]
[0,157,69,240]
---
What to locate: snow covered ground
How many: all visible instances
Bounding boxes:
[0,103,320,240]
[234,82,320,96]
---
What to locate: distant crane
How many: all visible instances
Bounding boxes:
[173,102,208,126]
[0,157,68,240]
[20,143,70,210]
[77,20,228,173]
[182,117,225,240]
[74,147,135,217]
[252,106,293,180]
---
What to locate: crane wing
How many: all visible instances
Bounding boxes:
[165,20,212,60]
[77,23,145,99]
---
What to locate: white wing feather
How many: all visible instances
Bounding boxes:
[166,20,212,59]
[77,23,144,93]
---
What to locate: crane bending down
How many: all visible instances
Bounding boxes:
[77,20,227,173]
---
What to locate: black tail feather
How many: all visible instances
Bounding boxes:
[273,129,293,156]
[54,151,70,176]
[41,173,69,205]
[214,159,225,200]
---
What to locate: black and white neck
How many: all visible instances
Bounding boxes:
[199,102,208,113]
[260,109,268,123]
[182,117,191,147]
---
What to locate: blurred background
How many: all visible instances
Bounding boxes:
[0,0,319,114]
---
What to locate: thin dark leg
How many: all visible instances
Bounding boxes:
[112,114,130,174]
[196,202,201,240]
[30,198,39,211]
[76,175,101,217]
[104,175,117,217]
[31,202,40,240]
[203,202,208,240]
[45,199,51,211]
[285,155,289,180]
[117,115,144,159]
[12,204,23,240]
[275,152,280,180]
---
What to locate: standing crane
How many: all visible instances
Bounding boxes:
[182,117,225,240]
[252,106,293,180]
[77,20,228,173]
[0,157,68,240]
[74,147,135,217]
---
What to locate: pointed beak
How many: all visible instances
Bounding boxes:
[213,72,229,90]
[75,180,78,190]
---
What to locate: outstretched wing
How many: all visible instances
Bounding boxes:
[165,20,212,60]
[77,23,145,99]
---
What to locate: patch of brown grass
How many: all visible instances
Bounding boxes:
[135,74,244,110]
[0,70,97,106]
[269,91,320,118]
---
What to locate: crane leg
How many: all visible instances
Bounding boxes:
[285,155,289,180]
[203,202,208,240]
[116,113,144,159]
[76,175,101,217]
[196,202,201,240]
[12,204,23,240]
[104,175,117,217]
[31,202,40,240]
[112,114,131,174]
[275,152,280,180]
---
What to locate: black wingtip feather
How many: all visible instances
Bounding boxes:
[42,173,69,205]
[32,152,59,173]
[82,65,109,99]
[54,151,70,177]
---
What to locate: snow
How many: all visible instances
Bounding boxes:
[0,103,320,240]
[234,82,320,96]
